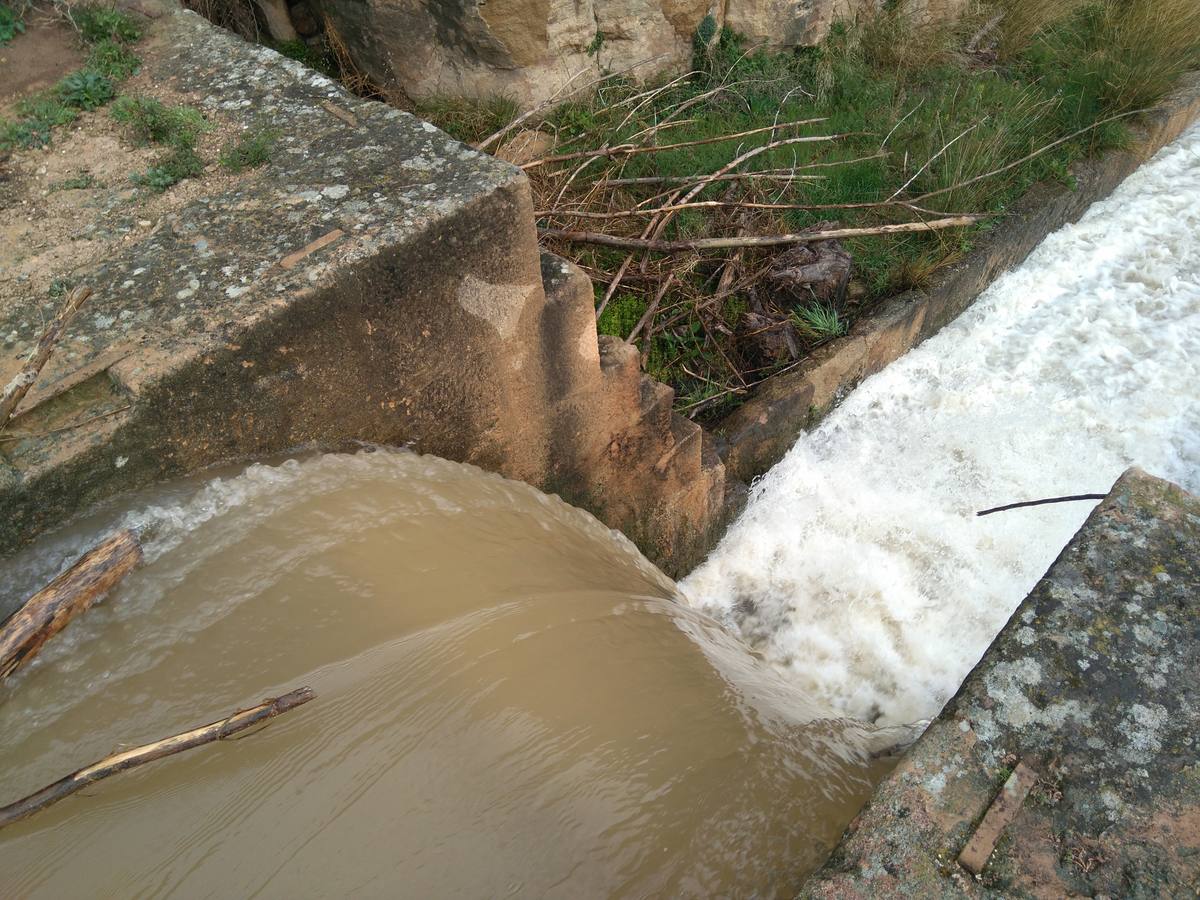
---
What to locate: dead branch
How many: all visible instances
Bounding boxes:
[541,215,982,253]
[0,687,315,830]
[0,286,92,434]
[595,254,633,321]
[537,198,979,219]
[0,530,142,681]
[522,120,832,169]
[911,109,1146,203]
[627,273,676,345]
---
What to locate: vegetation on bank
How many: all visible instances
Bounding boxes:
[420,0,1200,419]
[1,4,144,152]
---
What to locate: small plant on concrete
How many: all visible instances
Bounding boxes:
[87,39,141,80]
[791,304,846,341]
[57,70,115,110]
[0,2,25,44]
[131,144,204,192]
[72,5,142,44]
[218,127,279,172]
[111,95,207,146]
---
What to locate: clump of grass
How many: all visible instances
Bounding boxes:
[131,143,204,191]
[1,94,77,150]
[112,95,209,191]
[50,171,98,191]
[111,95,207,146]
[218,126,279,172]
[414,94,520,144]
[273,38,338,78]
[0,2,25,44]
[88,38,141,80]
[72,4,142,44]
[791,304,846,340]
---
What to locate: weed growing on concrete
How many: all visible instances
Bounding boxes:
[219,127,279,172]
[111,96,207,146]
[792,304,845,340]
[112,96,210,191]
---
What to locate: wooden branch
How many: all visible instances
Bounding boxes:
[537,198,978,219]
[0,530,142,681]
[540,216,982,253]
[523,120,832,169]
[912,109,1145,204]
[0,286,92,433]
[0,687,315,830]
[626,273,675,344]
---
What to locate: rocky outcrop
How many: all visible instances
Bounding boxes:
[309,0,968,107]
[802,468,1200,897]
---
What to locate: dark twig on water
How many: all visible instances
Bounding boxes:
[976,494,1108,517]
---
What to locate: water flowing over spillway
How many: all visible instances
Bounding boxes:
[683,124,1200,727]
[0,452,886,898]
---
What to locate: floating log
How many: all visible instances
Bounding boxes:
[0,687,315,830]
[0,529,142,681]
[0,285,92,434]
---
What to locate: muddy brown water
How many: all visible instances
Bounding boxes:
[0,450,888,897]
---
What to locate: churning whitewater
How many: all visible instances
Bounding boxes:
[683,123,1200,727]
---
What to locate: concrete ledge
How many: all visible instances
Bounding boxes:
[802,468,1200,897]
[716,75,1200,484]
[0,7,726,583]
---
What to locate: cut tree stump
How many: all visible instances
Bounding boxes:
[0,529,142,681]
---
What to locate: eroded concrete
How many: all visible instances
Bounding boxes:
[803,468,1200,898]
[0,7,725,588]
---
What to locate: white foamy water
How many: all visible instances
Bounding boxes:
[683,124,1200,727]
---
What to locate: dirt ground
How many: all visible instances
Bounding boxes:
[0,11,245,328]
[0,11,82,115]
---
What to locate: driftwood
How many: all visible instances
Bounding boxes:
[0,687,315,830]
[0,530,142,681]
[976,494,1107,517]
[540,216,982,253]
[0,285,92,434]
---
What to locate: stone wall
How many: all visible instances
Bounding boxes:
[310,0,968,107]
[0,7,725,583]
[802,468,1200,897]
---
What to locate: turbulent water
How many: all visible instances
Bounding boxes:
[684,123,1200,727]
[0,451,889,898]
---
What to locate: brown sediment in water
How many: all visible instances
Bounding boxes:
[0,450,884,898]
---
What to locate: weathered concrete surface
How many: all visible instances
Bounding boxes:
[0,7,725,589]
[802,468,1200,898]
[311,0,967,107]
[718,75,1200,484]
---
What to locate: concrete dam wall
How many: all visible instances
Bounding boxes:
[0,7,725,581]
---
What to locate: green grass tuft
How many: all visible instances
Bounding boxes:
[111,95,207,146]
[218,126,279,172]
[73,5,142,44]
[87,38,141,80]
[131,143,204,192]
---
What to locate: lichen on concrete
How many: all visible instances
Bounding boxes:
[803,468,1200,898]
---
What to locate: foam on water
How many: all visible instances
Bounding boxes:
[682,124,1200,727]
